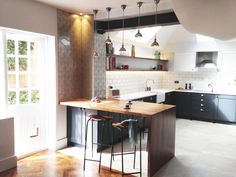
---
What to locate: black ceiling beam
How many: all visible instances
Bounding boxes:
[96,11,179,34]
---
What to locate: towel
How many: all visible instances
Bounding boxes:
[121,119,139,147]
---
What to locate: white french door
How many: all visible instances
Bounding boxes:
[1,29,50,157]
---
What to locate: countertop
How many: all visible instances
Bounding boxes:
[175,89,236,96]
[117,89,236,101]
[60,98,175,118]
[118,89,173,100]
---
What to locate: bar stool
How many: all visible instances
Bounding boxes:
[83,114,112,173]
[110,119,142,177]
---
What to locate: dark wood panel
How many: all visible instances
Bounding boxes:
[96,11,179,33]
[148,108,176,177]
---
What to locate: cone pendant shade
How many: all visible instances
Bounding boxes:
[151,36,159,47]
[135,29,142,37]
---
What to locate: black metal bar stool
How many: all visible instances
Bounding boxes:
[110,119,142,177]
[83,114,112,173]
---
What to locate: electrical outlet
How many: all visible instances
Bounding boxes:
[174,80,179,84]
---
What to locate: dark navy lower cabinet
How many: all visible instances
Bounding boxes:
[217,95,236,123]
[175,92,191,118]
[164,92,176,105]
[175,91,236,124]
[191,93,217,121]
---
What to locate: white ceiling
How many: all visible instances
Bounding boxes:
[34,0,236,40]
[172,0,236,40]
[34,0,173,20]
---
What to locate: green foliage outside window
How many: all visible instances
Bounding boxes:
[19,91,28,104]
[19,58,28,71]
[8,91,16,105]
[7,39,40,105]
[30,42,35,51]
[31,90,40,103]
[7,40,15,54]
[7,57,15,71]
[18,41,27,55]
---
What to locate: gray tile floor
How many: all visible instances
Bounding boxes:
[60,119,236,177]
[154,119,236,177]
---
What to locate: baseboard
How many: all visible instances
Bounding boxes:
[0,155,17,173]
[56,137,68,150]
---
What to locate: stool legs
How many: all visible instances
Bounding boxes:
[121,129,124,177]
[140,127,142,177]
[110,126,142,177]
[83,119,106,173]
[110,127,114,171]
[133,145,136,169]
[83,118,90,171]
[98,122,105,173]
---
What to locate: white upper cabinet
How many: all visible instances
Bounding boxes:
[174,52,196,72]
[220,52,236,72]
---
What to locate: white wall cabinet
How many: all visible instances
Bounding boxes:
[174,52,196,72]
[220,52,236,72]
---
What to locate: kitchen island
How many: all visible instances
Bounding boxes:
[60,99,176,177]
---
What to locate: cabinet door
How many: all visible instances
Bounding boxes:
[174,52,196,72]
[220,52,236,72]
[217,95,236,123]
[175,92,191,118]
[164,92,175,105]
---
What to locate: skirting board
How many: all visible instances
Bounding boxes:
[56,137,68,150]
[0,155,17,172]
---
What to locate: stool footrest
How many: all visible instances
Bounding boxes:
[84,159,100,163]
[123,172,142,175]
[112,152,135,156]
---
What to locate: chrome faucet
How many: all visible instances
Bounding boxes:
[208,83,214,92]
[145,79,154,91]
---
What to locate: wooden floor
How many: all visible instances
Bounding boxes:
[0,150,135,177]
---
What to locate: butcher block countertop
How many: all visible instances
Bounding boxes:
[60,98,175,118]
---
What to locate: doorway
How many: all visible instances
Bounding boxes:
[0,28,56,157]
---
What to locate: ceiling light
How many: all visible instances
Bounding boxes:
[105,7,112,44]
[93,9,98,57]
[151,0,160,47]
[119,4,127,53]
[135,2,143,38]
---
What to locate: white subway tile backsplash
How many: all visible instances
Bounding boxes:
[106,70,236,95]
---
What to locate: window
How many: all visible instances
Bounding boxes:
[6,37,40,105]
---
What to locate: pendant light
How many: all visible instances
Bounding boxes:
[151,0,160,47]
[119,4,127,53]
[135,2,143,38]
[93,9,98,57]
[105,7,112,44]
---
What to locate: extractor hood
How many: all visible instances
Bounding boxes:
[196,52,218,69]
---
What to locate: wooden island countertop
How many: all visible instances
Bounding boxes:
[60,98,175,118]
[60,98,176,177]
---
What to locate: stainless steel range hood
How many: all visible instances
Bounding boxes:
[196,52,218,69]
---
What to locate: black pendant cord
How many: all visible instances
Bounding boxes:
[107,7,111,40]
[122,7,125,45]
[119,4,127,52]
[155,2,158,38]
[105,7,112,44]
[93,9,98,57]
[138,3,141,28]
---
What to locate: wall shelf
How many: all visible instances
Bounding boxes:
[106,54,168,62]
[106,54,168,71]
[106,69,168,72]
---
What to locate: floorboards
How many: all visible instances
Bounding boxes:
[1,119,236,177]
